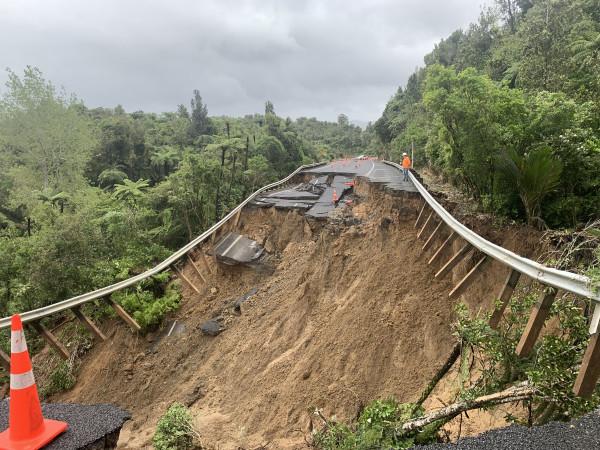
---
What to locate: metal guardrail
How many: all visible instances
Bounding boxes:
[3,159,598,332]
[383,160,600,304]
[0,162,326,330]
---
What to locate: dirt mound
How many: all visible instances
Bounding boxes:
[56,181,540,449]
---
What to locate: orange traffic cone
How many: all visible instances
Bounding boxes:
[332,189,338,204]
[0,315,67,450]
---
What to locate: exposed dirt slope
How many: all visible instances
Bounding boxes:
[56,180,540,449]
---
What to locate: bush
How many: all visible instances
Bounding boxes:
[41,360,76,397]
[453,290,600,424]
[312,399,439,449]
[153,403,198,450]
[114,278,181,331]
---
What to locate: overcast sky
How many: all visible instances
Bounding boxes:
[0,0,489,124]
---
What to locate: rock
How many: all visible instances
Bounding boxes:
[200,319,225,336]
[210,287,218,295]
[233,287,258,313]
[264,239,275,253]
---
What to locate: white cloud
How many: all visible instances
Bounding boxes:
[0,0,488,122]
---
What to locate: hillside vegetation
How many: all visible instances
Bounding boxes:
[374,0,600,228]
[0,69,369,325]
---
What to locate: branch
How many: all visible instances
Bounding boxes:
[398,383,536,435]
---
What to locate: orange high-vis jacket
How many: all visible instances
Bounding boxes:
[402,156,411,168]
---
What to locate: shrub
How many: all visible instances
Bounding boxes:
[153,403,198,450]
[453,290,600,424]
[312,399,438,449]
[41,360,76,397]
[114,279,181,331]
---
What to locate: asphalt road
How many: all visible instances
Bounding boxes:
[418,409,600,449]
[303,158,418,193]
[251,158,417,220]
[0,401,130,449]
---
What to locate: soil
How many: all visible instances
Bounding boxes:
[54,178,542,449]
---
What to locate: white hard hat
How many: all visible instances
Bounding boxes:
[402,152,408,156]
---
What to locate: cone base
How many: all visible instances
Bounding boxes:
[0,419,67,450]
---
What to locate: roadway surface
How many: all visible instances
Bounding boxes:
[0,401,130,449]
[419,408,600,449]
[304,158,418,192]
[251,158,417,220]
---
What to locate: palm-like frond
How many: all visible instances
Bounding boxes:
[112,178,150,202]
[501,147,562,225]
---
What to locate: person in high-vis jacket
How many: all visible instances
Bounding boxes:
[402,152,411,181]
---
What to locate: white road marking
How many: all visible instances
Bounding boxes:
[365,160,376,177]
[221,234,244,258]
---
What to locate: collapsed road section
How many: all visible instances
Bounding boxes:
[250,158,419,220]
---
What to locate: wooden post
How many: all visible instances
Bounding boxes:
[415,203,427,229]
[171,264,200,294]
[422,222,444,252]
[232,209,242,230]
[30,321,70,360]
[435,243,473,279]
[187,254,207,284]
[0,349,9,371]
[516,287,558,357]
[448,255,489,299]
[417,212,434,239]
[104,296,141,332]
[429,232,457,266]
[199,250,213,274]
[72,306,106,341]
[573,332,600,398]
[489,269,521,329]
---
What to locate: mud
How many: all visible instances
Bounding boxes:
[55,179,541,449]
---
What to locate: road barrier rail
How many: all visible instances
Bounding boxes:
[2,159,600,397]
[384,160,600,397]
[0,162,325,367]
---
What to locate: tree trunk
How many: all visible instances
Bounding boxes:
[398,383,536,435]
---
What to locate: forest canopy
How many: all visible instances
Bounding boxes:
[0,67,366,319]
[374,0,600,228]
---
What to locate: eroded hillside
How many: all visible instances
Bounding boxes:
[56,178,540,449]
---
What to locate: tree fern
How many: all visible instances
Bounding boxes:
[500,147,562,227]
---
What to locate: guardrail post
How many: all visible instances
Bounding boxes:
[0,349,9,371]
[489,269,521,329]
[171,264,201,294]
[104,297,141,332]
[428,232,457,266]
[72,306,106,341]
[417,212,434,239]
[573,332,600,397]
[516,287,558,357]
[199,250,213,274]
[422,222,444,252]
[187,254,207,284]
[435,243,473,279]
[30,321,70,360]
[232,209,242,230]
[415,203,427,229]
[448,255,489,299]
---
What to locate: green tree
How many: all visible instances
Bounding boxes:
[189,90,212,139]
[112,179,150,204]
[150,146,180,181]
[500,147,563,226]
[0,67,95,194]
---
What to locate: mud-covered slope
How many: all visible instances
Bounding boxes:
[57,180,540,449]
